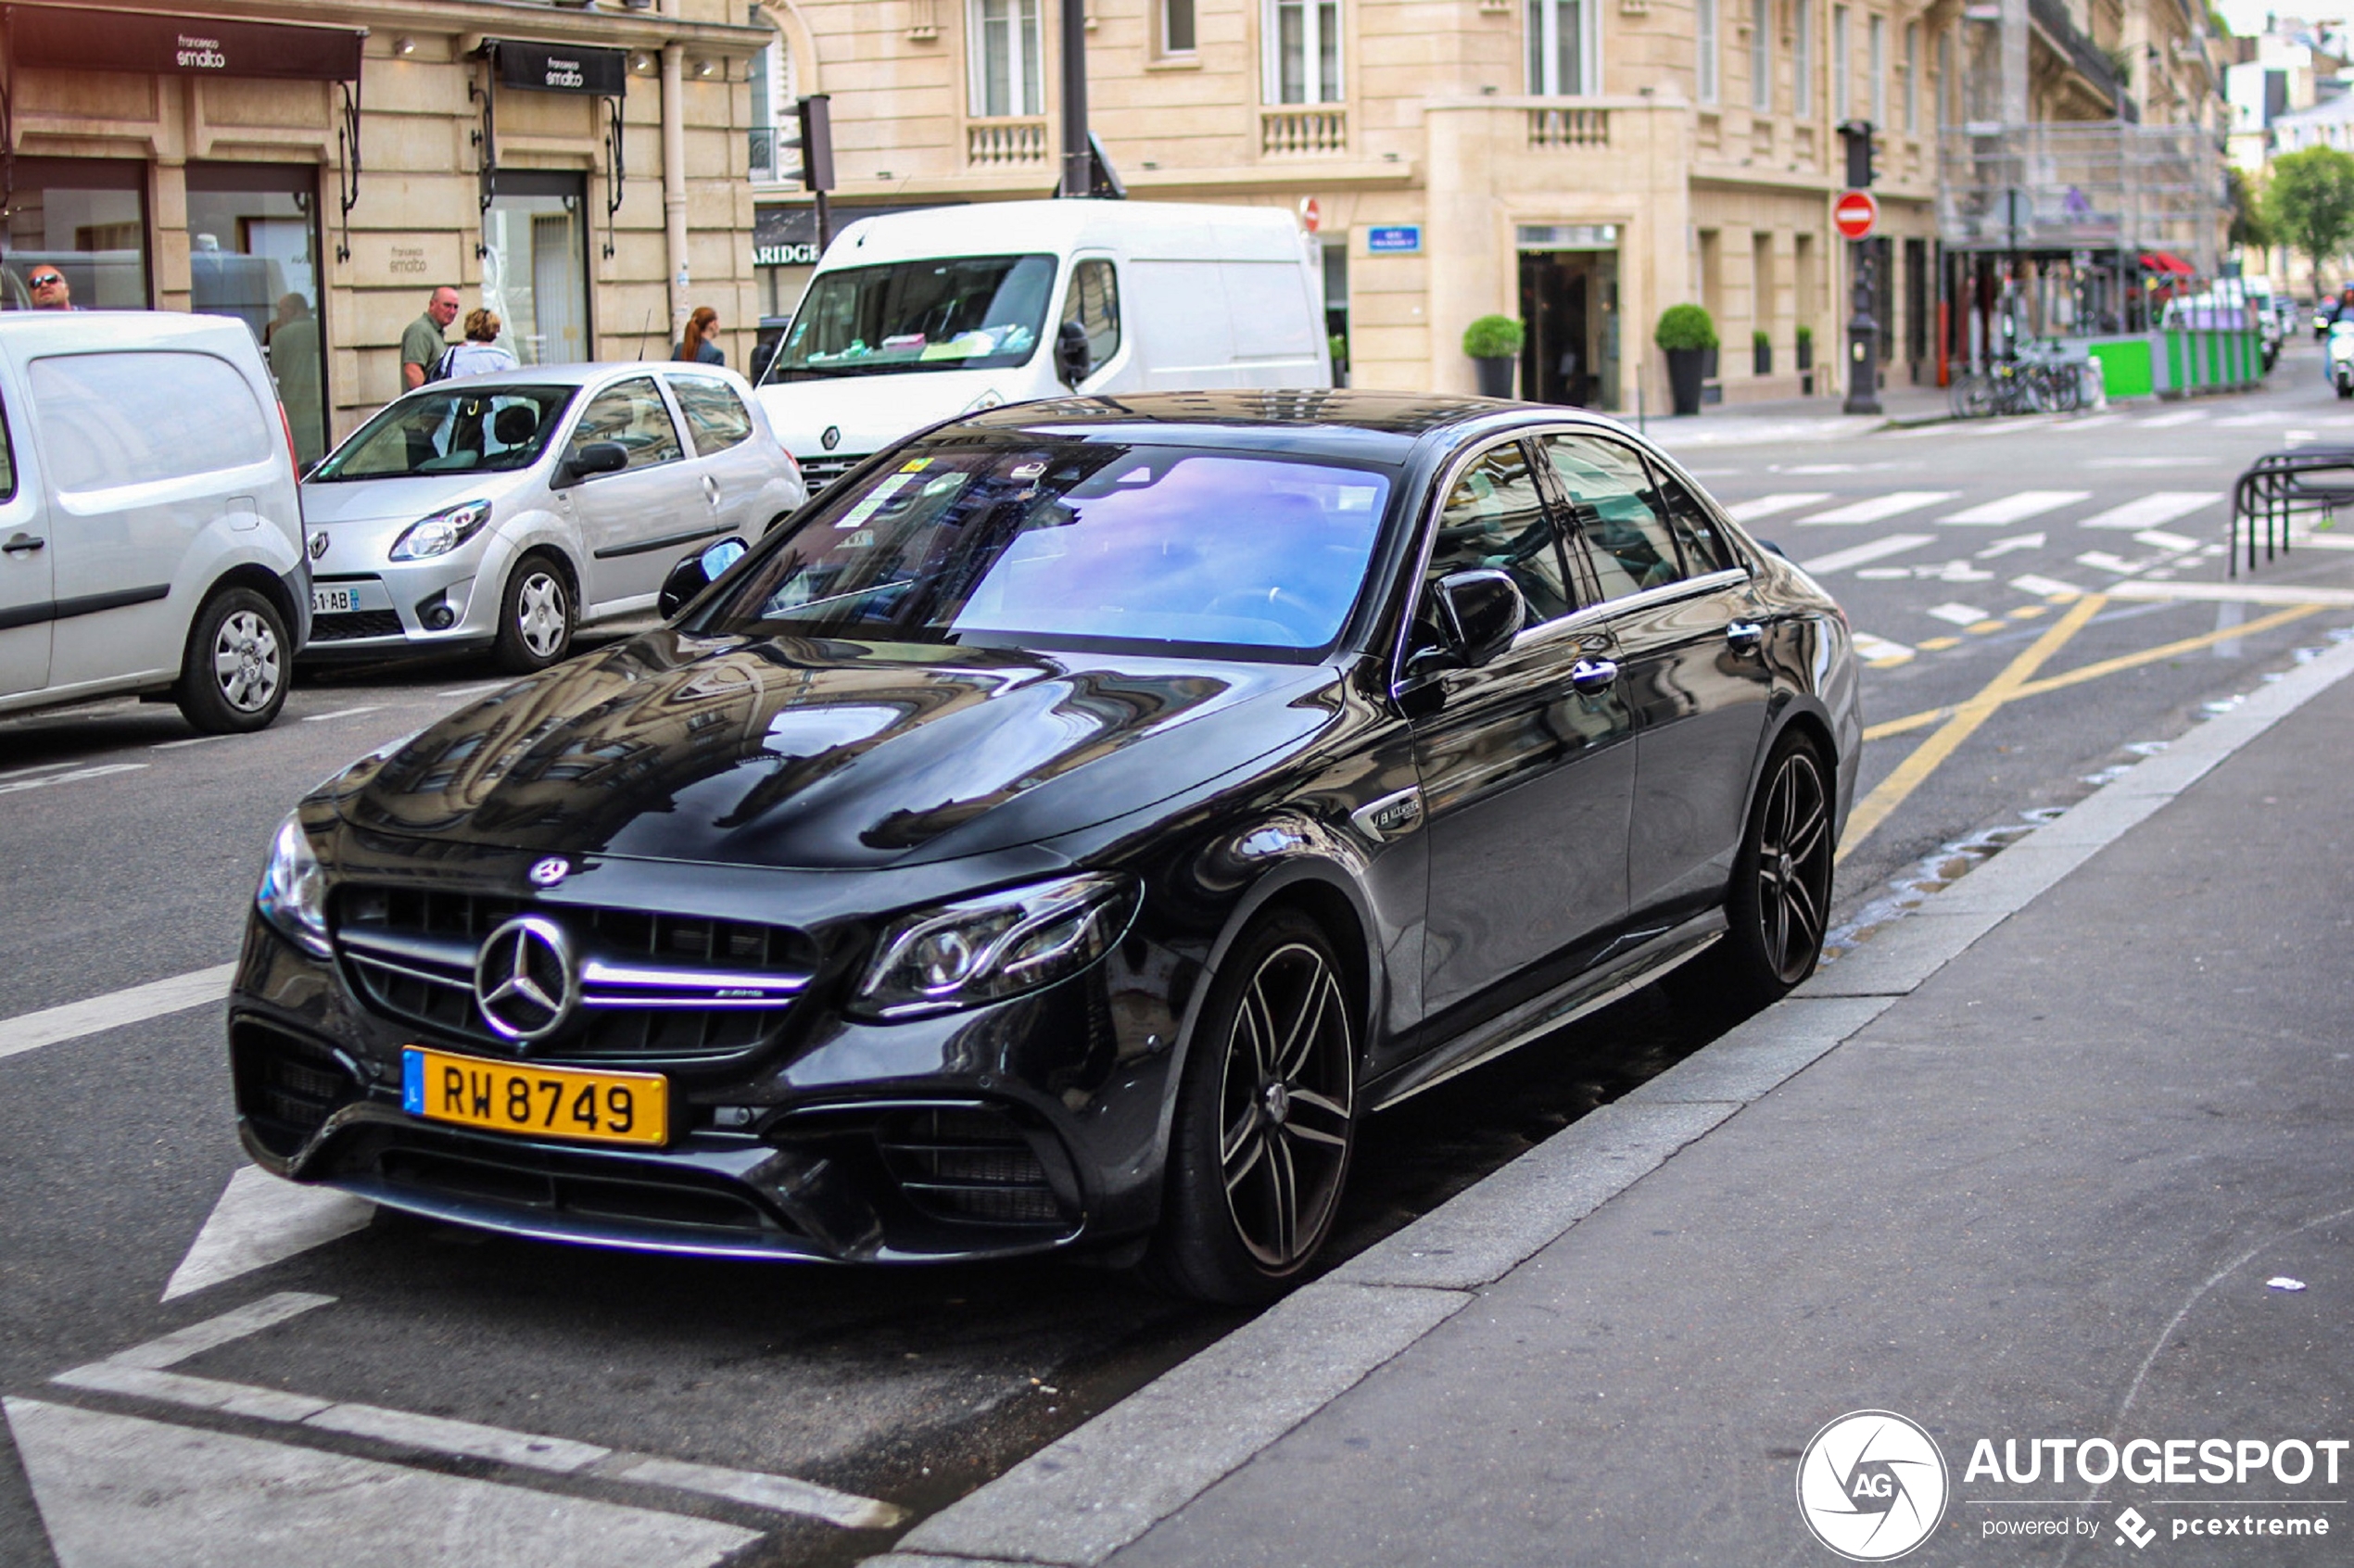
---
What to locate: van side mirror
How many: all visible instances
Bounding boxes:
[658,536,749,618]
[1054,320,1093,388]
[559,441,628,486]
[1430,569,1525,669]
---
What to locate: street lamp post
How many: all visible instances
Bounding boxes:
[1059,0,1090,198]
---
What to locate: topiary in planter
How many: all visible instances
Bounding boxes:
[1653,304,1720,353]
[1462,314,1525,397]
[1753,328,1772,376]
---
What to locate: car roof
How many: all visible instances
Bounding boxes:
[421,360,748,391]
[950,389,1613,464]
[0,309,262,357]
[821,200,1305,270]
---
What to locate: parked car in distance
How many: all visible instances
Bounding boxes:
[299,362,807,672]
[755,200,1329,495]
[0,310,308,733]
[231,390,1859,1303]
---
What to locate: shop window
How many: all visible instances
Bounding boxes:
[0,158,148,313]
[483,172,590,366]
[1527,0,1597,95]
[188,164,329,466]
[970,0,1044,117]
[1266,0,1343,104]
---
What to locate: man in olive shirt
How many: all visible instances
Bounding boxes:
[399,285,462,392]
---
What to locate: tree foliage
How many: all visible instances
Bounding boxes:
[2266,146,2354,281]
[2226,166,2273,252]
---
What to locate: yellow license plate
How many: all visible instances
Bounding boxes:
[401,1047,667,1147]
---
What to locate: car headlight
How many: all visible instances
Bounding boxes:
[388,499,493,562]
[852,872,1138,1018]
[256,813,331,957]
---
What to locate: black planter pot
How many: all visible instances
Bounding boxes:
[1665,348,1706,415]
[1473,356,1515,398]
[1753,343,1772,376]
[1700,347,1720,381]
[1795,337,1815,372]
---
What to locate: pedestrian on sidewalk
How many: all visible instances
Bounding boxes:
[400,285,461,392]
[431,310,519,380]
[675,306,725,366]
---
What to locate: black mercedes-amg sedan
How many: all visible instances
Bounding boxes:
[231,390,1860,1303]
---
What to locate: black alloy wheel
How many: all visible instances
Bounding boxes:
[1719,732,1835,1004]
[1147,910,1358,1304]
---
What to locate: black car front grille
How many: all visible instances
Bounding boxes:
[232,1020,366,1157]
[372,1140,800,1238]
[876,1106,1069,1227]
[311,610,406,641]
[334,887,819,1062]
[796,453,870,495]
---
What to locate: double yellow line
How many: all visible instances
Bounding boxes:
[1836,594,2330,863]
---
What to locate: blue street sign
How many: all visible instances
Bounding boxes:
[1366,225,1423,254]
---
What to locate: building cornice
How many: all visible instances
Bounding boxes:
[10,0,773,57]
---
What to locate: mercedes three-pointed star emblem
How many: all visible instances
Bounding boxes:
[473,915,576,1044]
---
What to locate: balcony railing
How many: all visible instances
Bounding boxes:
[1260,107,1348,157]
[1527,107,1611,149]
[968,117,1050,167]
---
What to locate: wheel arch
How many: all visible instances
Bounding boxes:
[195,563,299,646]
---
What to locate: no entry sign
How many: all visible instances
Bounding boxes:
[1833,189,1879,240]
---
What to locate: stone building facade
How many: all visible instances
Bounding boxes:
[1,0,773,459]
[753,0,1959,409]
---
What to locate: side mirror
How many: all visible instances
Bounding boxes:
[1430,569,1525,670]
[658,535,749,619]
[1054,320,1093,388]
[559,441,628,486]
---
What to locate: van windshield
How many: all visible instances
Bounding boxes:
[766,255,1056,380]
[309,386,577,481]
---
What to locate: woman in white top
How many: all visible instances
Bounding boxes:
[433,309,520,379]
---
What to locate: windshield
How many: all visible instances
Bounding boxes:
[696,441,1395,657]
[309,386,577,481]
[766,255,1057,379]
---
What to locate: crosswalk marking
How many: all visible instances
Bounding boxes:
[1798,491,1960,525]
[1797,533,1935,575]
[2132,527,2202,554]
[2075,492,2221,530]
[1725,491,1833,523]
[1928,602,1990,626]
[1850,632,1915,666]
[2215,410,2292,427]
[2135,409,2208,428]
[2077,550,2144,574]
[2107,579,2354,607]
[2010,574,2083,599]
[1940,490,2091,525]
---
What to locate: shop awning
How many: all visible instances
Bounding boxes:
[5,5,362,81]
[490,40,628,97]
[2140,251,2197,276]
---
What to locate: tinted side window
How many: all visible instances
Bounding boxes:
[0,392,15,501]
[1539,434,1687,601]
[1648,462,1739,575]
[1421,441,1573,630]
[30,351,271,490]
[669,375,753,457]
[570,377,682,472]
[1061,259,1121,373]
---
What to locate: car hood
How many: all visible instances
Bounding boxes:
[300,471,538,525]
[753,369,1005,459]
[327,631,1343,870]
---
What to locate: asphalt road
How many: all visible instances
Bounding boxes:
[3,353,2350,1566]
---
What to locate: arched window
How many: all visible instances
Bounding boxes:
[749,13,799,182]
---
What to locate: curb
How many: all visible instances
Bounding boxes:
[866,626,2354,1568]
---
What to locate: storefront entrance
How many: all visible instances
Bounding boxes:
[1516,232,1621,411]
[188,164,329,464]
[482,171,591,366]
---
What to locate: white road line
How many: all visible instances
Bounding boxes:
[163,1165,375,1302]
[0,962,236,1063]
[2136,409,2209,428]
[1796,533,1935,575]
[1850,632,1916,665]
[1973,532,2045,560]
[1798,491,1960,525]
[2087,456,2222,469]
[0,761,147,795]
[1928,602,1991,626]
[300,704,385,723]
[1939,490,2091,525]
[2132,527,2203,553]
[1723,492,1833,523]
[2010,574,2085,599]
[2215,410,2292,426]
[2106,580,2354,607]
[2076,550,2145,575]
[2058,413,2127,431]
[308,1402,612,1474]
[5,1398,758,1568]
[2076,492,2221,530]
[435,682,508,700]
[0,758,82,782]
[2288,531,2354,550]
[107,1291,335,1370]
[151,733,232,751]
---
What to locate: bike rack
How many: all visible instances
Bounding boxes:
[2227,447,2354,576]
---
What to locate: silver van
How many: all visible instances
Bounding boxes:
[0,312,308,732]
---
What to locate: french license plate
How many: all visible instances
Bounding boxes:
[401,1046,667,1148]
[311,585,358,615]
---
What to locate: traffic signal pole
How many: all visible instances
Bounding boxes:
[1838,120,1881,417]
[1059,0,1090,198]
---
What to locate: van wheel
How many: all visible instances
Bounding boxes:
[175,587,288,734]
[1144,909,1358,1305]
[493,554,573,673]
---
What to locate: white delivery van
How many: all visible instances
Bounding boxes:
[754,200,1329,490]
[0,311,308,733]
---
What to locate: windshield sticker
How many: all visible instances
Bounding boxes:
[844,530,876,549]
[836,470,920,528]
[1010,462,1046,481]
[900,456,934,473]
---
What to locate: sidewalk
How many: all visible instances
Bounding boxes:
[1631,384,1952,450]
[874,634,2354,1565]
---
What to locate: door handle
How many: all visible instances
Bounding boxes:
[1569,657,1618,693]
[701,474,721,505]
[1727,619,1765,651]
[1,532,43,554]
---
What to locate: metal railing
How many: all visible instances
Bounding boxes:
[2229,448,2354,576]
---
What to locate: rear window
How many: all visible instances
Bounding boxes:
[31,350,272,490]
[668,374,754,457]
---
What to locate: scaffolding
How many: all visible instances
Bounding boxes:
[1937,122,2229,274]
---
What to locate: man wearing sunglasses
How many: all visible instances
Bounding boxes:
[24,268,77,310]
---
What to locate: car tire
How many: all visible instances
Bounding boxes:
[493,553,574,673]
[175,585,289,734]
[1144,909,1358,1305]
[1715,728,1836,1006]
